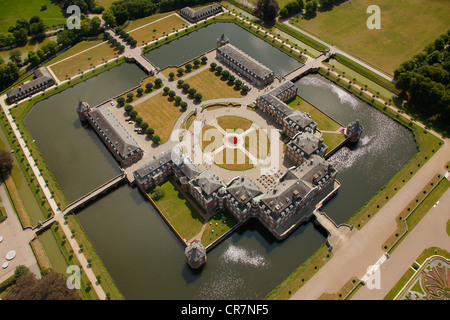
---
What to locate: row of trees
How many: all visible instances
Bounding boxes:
[53,0,104,14]
[394,30,450,129]
[103,0,213,27]
[123,104,161,144]
[209,63,250,92]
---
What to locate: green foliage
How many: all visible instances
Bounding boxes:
[151,186,165,200]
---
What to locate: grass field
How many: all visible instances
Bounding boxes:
[0,0,66,32]
[150,180,204,241]
[126,14,187,45]
[291,0,450,74]
[288,95,342,131]
[133,92,184,143]
[184,69,246,101]
[47,40,117,80]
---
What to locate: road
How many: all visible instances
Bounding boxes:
[290,139,449,300]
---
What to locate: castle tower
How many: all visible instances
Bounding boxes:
[345,119,363,143]
[185,240,206,269]
[217,33,229,48]
[76,100,91,122]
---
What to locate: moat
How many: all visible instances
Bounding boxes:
[19,22,417,299]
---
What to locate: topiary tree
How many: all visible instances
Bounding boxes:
[117,97,125,105]
[146,127,154,136]
[188,88,196,96]
[124,104,133,113]
[194,92,202,101]
[129,110,138,118]
[154,78,162,87]
[152,135,160,144]
[140,122,149,130]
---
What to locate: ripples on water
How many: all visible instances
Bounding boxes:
[221,244,270,268]
[195,244,270,299]
[299,76,410,174]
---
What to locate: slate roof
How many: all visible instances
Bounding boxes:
[191,170,224,197]
[134,151,172,182]
[227,175,263,206]
[89,105,141,162]
[217,43,274,80]
[289,131,324,156]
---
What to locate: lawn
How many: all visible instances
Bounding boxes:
[161,57,208,80]
[288,95,342,131]
[47,41,118,80]
[291,0,450,74]
[149,180,204,241]
[201,210,238,247]
[126,14,187,45]
[322,132,346,154]
[244,128,270,160]
[0,0,66,32]
[133,92,185,143]
[183,68,246,101]
[215,147,254,171]
[325,58,395,100]
[216,115,253,132]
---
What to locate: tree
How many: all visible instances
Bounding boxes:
[127,92,134,101]
[193,59,200,68]
[163,86,170,94]
[146,127,154,136]
[194,92,202,101]
[185,63,192,72]
[254,0,279,22]
[168,72,175,79]
[168,90,176,98]
[152,135,160,144]
[90,16,102,35]
[9,50,22,65]
[137,87,144,96]
[102,8,116,26]
[305,1,318,17]
[0,149,14,178]
[3,272,81,300]
[180,101,187,109]
[124,104,133,113]
[135,116,143,124]
[177,68,184,75]
[140,122,149,130]
[182,83,190,91]
[151,186,165,200]
[201,56,208,64]
[28,51,40,67]
[129,110,138,118]
[154,78,162,87]
[188,88,196,96]
[210,62,217,70]
[145,82,153,91]
[117,97,125,105]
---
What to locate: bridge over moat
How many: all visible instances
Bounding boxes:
[32,172,127,233]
